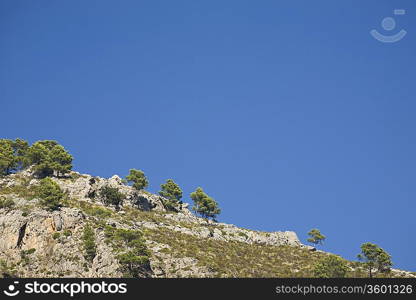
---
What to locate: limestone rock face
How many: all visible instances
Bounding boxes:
[46,173,167,212]
[0,207,121,277]
[162,212,301,246]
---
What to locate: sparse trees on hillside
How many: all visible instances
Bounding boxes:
[307,229,326,247]
[126,169,148,191]
[159,179,183,211]
[357,242,392,278]
[190,187,220,221]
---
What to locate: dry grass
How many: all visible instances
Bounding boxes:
[143,226,405,278]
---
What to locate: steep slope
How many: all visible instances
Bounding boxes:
[0,171,414,278]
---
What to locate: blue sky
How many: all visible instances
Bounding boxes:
[1,0,415,271]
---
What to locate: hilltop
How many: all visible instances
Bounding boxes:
[0,169,414,278]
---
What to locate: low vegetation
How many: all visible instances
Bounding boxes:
[0,176,37,200]
[104,226,150,277]
[313,255,348,278]
[0,259,19,278]
[144,226,327,277]
[0,196,15,209]
[83,224,97,263]
[79,201,114,219]
[144,226,401,278]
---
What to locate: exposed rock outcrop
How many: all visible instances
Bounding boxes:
[0,171,414,278]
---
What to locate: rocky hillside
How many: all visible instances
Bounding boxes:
[0,170,414,278]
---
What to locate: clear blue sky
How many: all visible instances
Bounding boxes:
[1,0,415,271]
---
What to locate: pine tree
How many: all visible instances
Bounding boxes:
[126,169,148,191]
[0,139,16,176]
[357,242,392,278]
[27,140,73,177]
[307,229,326,246]
[190,187,221,221]
[159,179,183,210]
[10,138,30,170]
[49,145,73,176]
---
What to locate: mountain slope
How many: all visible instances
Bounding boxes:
[0,170,414,278]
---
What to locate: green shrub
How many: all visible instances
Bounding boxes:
[20,248,36,264]
[0,259,18,278]
[36,177,64,211]
[27,248,36,254]
[83,225,97,263]
[52,232,61,240]
[0,197,14,209]
[117,251,150,277]
[99,186,125,210]
[313,255,348,278]
[86,206,112,218]
[237,232,248,239]
[104,227,150,277]
[69,173,82,182]
[63,229,72,237]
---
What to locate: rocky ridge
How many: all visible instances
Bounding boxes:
[0,170,314,278]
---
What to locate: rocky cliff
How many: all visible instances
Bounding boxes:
[0,171,414,278]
